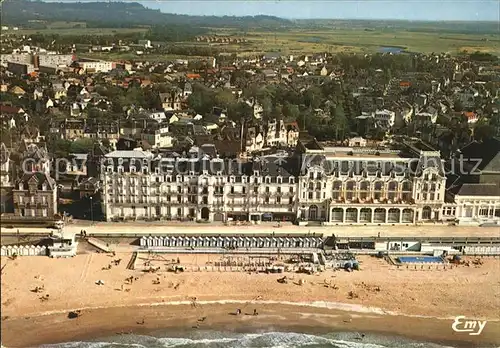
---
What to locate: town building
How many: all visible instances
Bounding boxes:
[453,184,500,225]
[100,138,448,225]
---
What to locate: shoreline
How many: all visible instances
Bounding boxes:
[2,301,500,348]
[2,253,500,347]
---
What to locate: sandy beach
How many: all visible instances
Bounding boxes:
[2,250,500,347]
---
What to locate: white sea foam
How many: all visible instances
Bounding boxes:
[36,331,462,348]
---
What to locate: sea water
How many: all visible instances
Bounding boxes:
[37,330,464,348]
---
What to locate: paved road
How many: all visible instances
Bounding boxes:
[2,222,498,238]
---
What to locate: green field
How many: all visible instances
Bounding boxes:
[3,23,498,56]
[2,26,148,36]
[216,28,500,56]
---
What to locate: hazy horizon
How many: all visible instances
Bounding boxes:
[41,0,500,22]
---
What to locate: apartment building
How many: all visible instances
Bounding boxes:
[100,138,447,225]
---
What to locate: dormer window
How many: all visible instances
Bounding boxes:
[265,177,271,184]
[107,166,113,173]
[19,183,24,190]
[142,167,148,174]
[253,170,259,176]
[277,177,282,184]
[289,177,295,184]
[130,166,136,173]
[230,176,235,183]
[118,166,124,174]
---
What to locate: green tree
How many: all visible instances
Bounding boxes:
[283,102,299,121]
[70,138,96,154]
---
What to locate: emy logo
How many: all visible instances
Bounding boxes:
[452,316,487,336]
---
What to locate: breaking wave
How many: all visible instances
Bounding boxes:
[37,331,459,348]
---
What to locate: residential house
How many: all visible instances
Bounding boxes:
[348,137,367,147]
[285,122,300,147]
[141,122,174,148]
[265,119,287,147]
[13,172,57,219]
[159,91,183,111]
[245,125,265,153]
[62,119,85,140]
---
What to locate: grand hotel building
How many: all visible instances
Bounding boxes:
[101,137,450,225]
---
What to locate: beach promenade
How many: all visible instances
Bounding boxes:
[1,221,499,238]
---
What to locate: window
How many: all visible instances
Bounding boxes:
[254,187,258,193]
[230,187,235,194]
[290,187,294,193]
[276,197,281,204]
[265,187,270,193]
[308,192,313,199]
[289,177,295,184]
[177,195,182,202]
[242,187,246,194]
[277,177,282,184]
[277,187,281,193]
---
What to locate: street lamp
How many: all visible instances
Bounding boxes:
[90,196,94,225]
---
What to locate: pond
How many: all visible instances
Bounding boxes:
[379,46,406,53]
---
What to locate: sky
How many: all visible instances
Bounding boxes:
[45,0,500,21]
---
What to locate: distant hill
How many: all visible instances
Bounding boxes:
[1,0,292,29]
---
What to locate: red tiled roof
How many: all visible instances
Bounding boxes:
[0,105,22,114]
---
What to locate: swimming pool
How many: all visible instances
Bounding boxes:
[397,256,444,264]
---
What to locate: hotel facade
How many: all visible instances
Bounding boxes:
[99,138,473,225]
